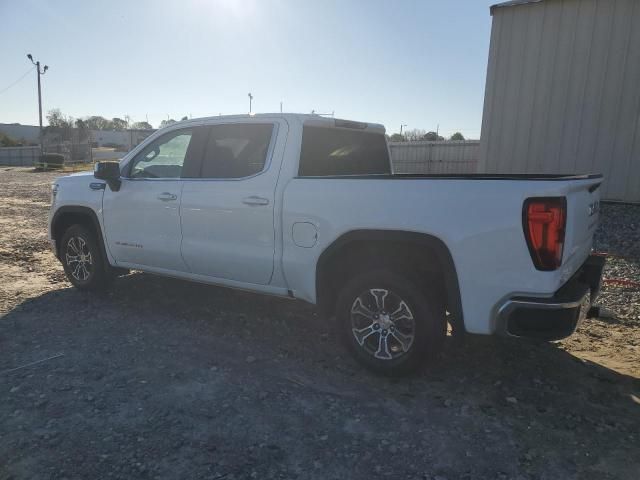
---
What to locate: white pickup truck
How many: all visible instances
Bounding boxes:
[49,114,605,375]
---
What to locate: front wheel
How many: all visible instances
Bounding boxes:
[336,269,446,376]
[60,225,111,291]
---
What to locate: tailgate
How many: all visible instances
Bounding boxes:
[564,177,603,267]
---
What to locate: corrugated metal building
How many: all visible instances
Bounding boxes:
[479,0,640,202]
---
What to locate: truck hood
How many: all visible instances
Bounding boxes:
[54,170,96,185]
[66,170,94,178]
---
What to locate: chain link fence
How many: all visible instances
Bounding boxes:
[389,140,480,174]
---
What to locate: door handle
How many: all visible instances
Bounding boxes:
[157,192,178,201]
[242,196,270,206]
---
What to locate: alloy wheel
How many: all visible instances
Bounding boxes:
[65,236,93,281]
[350,288,416,360]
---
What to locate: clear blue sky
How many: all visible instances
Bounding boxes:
[0,0,495,138]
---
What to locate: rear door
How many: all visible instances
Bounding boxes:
[180,120,285,284]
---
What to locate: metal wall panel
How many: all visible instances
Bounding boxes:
[0,146,40,166]
[479,0,640,202]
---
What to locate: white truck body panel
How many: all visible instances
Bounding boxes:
[281,176,600,334]
[103,178,186,271]
[49,113,602,336]
[179,119,288,285]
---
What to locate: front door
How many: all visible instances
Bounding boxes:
[102,128,195,272]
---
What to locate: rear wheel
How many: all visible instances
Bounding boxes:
[337,269,446,376]
[60,225,111,290]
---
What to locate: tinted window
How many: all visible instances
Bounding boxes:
[180,126,210,178]
[129,129,192,179]
[298,126,391,176]
[200,124,274,179]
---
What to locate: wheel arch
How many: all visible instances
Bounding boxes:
[51,206,108,263]
[315,229,465,335]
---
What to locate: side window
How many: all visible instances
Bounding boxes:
[298,126,391,176]
[200,124,274,179]
[129,129,193,179]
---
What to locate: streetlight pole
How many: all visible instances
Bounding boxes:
[248,93,253,114]
[27,54,48,154]
[400,124,407,136]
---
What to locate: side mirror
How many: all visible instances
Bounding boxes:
[94,161,121,191]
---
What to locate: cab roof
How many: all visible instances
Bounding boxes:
[180,113,386,134]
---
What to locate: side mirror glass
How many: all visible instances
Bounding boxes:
[94,161,121,191]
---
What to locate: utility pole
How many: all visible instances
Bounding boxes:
[27,54,48,153]
[280,101,283,113]
[248,93,253,114]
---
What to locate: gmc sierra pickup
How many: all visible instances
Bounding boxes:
[48,114,605,375]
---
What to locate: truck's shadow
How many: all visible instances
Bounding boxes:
[3,271,638,397]
[2,271,639,478]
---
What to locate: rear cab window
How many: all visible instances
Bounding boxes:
[298,124,391,176]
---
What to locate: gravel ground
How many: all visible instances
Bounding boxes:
[1,167,638,480]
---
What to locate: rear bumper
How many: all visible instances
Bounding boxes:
[497,254,605,340]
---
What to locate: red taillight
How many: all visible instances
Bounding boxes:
[523,197,567,271]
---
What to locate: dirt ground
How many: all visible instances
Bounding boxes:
[1,166,638,480]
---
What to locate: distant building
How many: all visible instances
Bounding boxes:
[479,0,640,203]
[0,123,155,150]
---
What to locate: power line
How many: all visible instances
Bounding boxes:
[0,66,35,96]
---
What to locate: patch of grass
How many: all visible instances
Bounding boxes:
[62,163,94,172]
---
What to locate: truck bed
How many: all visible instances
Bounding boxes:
[297,173,604,181]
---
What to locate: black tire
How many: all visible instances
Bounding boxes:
[60,224,112,291]
[336,269,446,376]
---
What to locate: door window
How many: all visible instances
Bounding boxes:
[199,124,274,178]
[129,129,193,179]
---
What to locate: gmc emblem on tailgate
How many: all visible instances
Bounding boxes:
[588,200,600,217]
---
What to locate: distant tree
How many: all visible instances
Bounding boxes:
[75,119,90,141]
[0,132,19,147]
[404,128,426,141]
[46,108,73,129]
[180,116,188,121]
[111,117,128,131]
[423,131,444,141]
[131,121,153,130]
[85,116,113,130]
[450,132,465,141]
[160,119,177,128]
[389,133,406,142]
[45,109,75,141]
